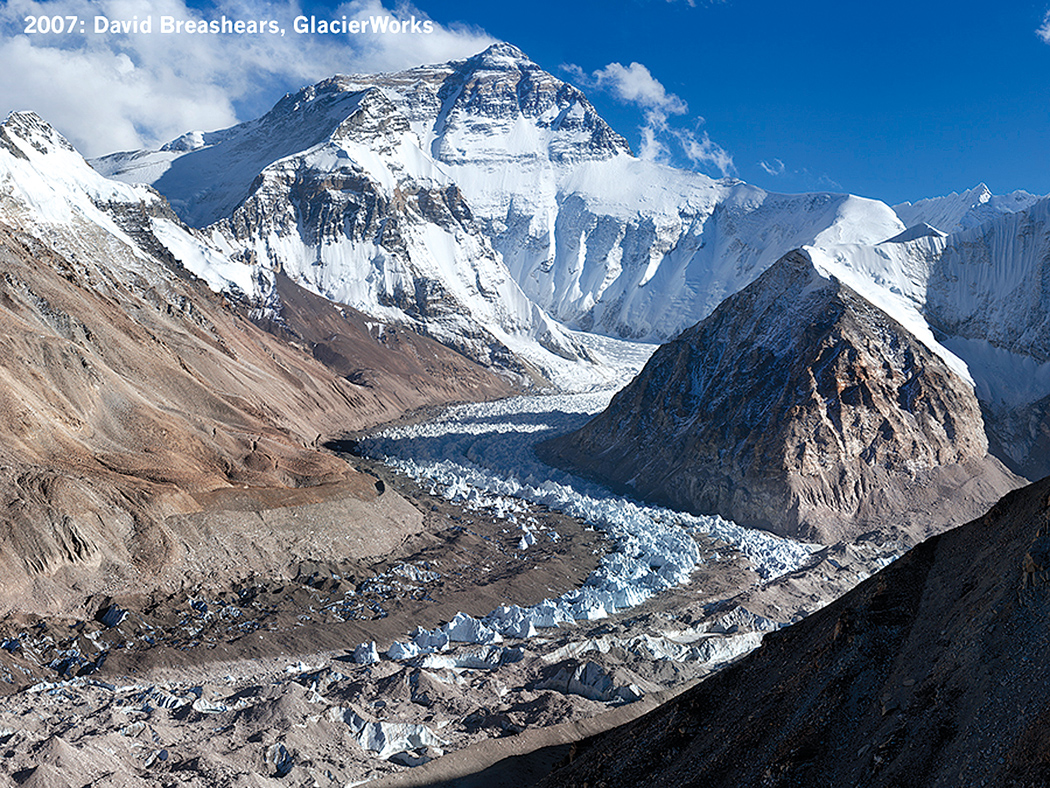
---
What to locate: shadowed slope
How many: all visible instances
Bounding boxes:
[540,475,1050,788]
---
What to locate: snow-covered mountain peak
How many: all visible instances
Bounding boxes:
[160,130,208,153]
[894,183,1043,235]
[420,43,632,167]
[883,222,947,244]
[970,182,993,203]
[1,111,78,157]
[464,41,535,71]
[1,110,146,225]
[0,111,275,305]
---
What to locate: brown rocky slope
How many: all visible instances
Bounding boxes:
[540,249,1020,544]
[539,474,1050,788]
[0,118,512,616]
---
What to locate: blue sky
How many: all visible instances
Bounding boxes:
[401,0,1050,206]
[2,0,1049,205]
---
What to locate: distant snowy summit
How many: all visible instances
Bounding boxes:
[95,42,906,350]
[893,183,1042,235]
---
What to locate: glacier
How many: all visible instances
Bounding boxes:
[357,390,819,659]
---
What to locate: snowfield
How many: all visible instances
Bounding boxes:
[360,390,819,658]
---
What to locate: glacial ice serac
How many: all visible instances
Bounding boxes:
[358,390,818,661]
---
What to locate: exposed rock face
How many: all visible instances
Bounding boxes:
[211,86,581,376]
[541,250,1020,543]
[540,476,1050,788]
[788,196,1050,480]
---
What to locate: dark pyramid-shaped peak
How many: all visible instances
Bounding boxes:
[540,248,1015,544]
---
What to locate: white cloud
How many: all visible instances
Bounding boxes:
[566,60,733,176]
[1038,10,1050,44]
[677,130,733,175]
[0,0,495,156]
[591,61,688,116]
[759,158,786,176]
[663,0,730,8]
[754,160,841,192]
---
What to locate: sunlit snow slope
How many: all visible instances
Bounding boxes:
[813,195,1050,478]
